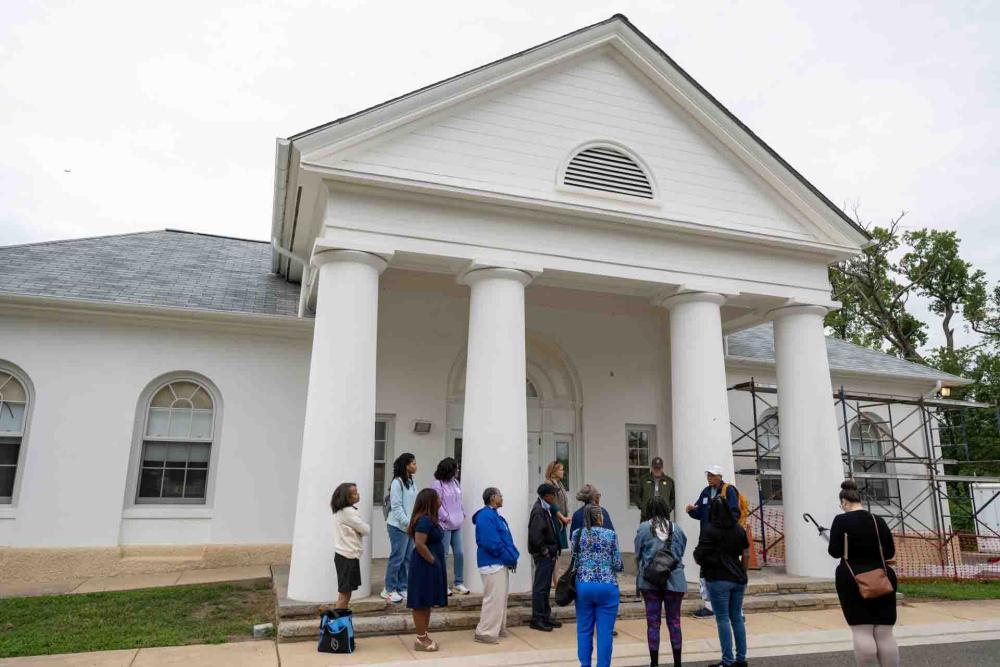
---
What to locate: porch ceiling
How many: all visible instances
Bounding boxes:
[345,263,789,332]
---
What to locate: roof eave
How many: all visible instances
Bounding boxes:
[725,354,972,387]
[0,291,313,336]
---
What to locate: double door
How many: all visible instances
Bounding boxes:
[528,432,574,502]
[449,430,574,504]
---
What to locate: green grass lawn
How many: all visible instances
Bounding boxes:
[899,579,1000,600]
[0,580,275,659]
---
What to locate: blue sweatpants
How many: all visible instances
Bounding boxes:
[575,582,619,667]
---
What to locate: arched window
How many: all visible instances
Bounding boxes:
[561,143,655,200]
[526,379,539,399]
[757,410,782,502]
[0,367,29,504]
[849,417,890,502]
[137,379,216,503]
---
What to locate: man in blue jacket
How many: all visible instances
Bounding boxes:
[685,465,741,618]
[472,486,520,644]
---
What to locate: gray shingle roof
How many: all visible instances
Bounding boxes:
[727,322,965,385]
[0,230,300,317]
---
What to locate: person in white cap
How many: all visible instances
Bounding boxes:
[685,465,740,618]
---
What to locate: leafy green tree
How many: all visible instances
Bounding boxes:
[966,281,1000,341]
[900,229,987,355]
[826,215,927,361]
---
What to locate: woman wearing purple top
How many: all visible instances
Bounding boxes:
[430,457,469,595]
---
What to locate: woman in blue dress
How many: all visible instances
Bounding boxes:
[406,487,448,652]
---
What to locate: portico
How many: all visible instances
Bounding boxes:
[277,15,871,602]
[285,233,848,601]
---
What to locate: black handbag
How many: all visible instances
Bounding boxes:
[318,608,355,654]
[554,529,582,606]
[642,520,680,589]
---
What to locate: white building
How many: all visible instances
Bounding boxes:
[0,16,963,602]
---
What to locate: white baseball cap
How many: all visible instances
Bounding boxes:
[705,465,724,476]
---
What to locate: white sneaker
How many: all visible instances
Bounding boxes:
[380,589,392,600]
[399,590,408,601]
[389,591,403,603]
[453,584,471,595]
[447,587,454,597]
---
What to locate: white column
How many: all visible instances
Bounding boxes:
[459,267,534,594]
[770,305,844,578]
[660,292,735,577]
[287,249,388,602]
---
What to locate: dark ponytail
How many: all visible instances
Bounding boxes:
[839,479,862,504]
[392,453,415,489]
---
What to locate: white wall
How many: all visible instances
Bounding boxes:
[0,309,310,548]
[370,271,669,556]
[327,52,818,243]
[2,280,948,557]
[973,484,1000,552]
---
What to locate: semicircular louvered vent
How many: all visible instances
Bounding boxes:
[563,146,654,199]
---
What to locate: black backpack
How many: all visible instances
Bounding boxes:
[642,521,680,589]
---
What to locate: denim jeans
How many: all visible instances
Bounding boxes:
[706,579,747,665]
[576,582,619,667]
[441,528,464,586]
[385,524,413,593]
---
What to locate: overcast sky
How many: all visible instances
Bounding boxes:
[2,1,997,349]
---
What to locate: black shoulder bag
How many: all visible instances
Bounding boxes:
[555,528,582,606]
[642,521,680,589]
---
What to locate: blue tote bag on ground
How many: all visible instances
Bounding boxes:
[317,608,356,654]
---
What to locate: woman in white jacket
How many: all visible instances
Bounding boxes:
[331,482,371,610]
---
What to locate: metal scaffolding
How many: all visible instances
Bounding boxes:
[729,379,1000,566]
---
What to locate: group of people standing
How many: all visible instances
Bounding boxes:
[329,452,900,667]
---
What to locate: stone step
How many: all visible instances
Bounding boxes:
[276,578,837,622]
[277,591,841,642]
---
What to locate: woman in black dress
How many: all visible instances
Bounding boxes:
[406,488,448,652]
[827,480,899,667]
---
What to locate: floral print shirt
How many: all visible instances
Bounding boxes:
[571,526,624,585]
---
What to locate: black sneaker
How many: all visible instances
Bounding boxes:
[529,621,553,632]
[692,607,714,618]
[546,618,563,628]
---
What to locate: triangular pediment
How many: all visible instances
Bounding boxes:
[280,15,869,255]
[315,51,826,242]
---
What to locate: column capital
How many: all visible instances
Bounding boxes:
[654,290,727,310]
[458,260,541,288]
[766,303,832,321]
[311,248,391,274]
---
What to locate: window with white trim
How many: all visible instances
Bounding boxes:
[556,438,572,493]
[626,425,656,506]
[757,410,782,503]
[0,368,29,504]
[137,380,215,503]
[373,415,394,505]
[850,417,891,502]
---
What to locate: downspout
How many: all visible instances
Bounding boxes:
[271,238,313,318]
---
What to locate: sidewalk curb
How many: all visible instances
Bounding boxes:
[361,619,1000,667]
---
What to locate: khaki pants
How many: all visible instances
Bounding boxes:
[476,568,509,638]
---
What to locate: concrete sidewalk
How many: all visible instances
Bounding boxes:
[4,600,1000,666]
